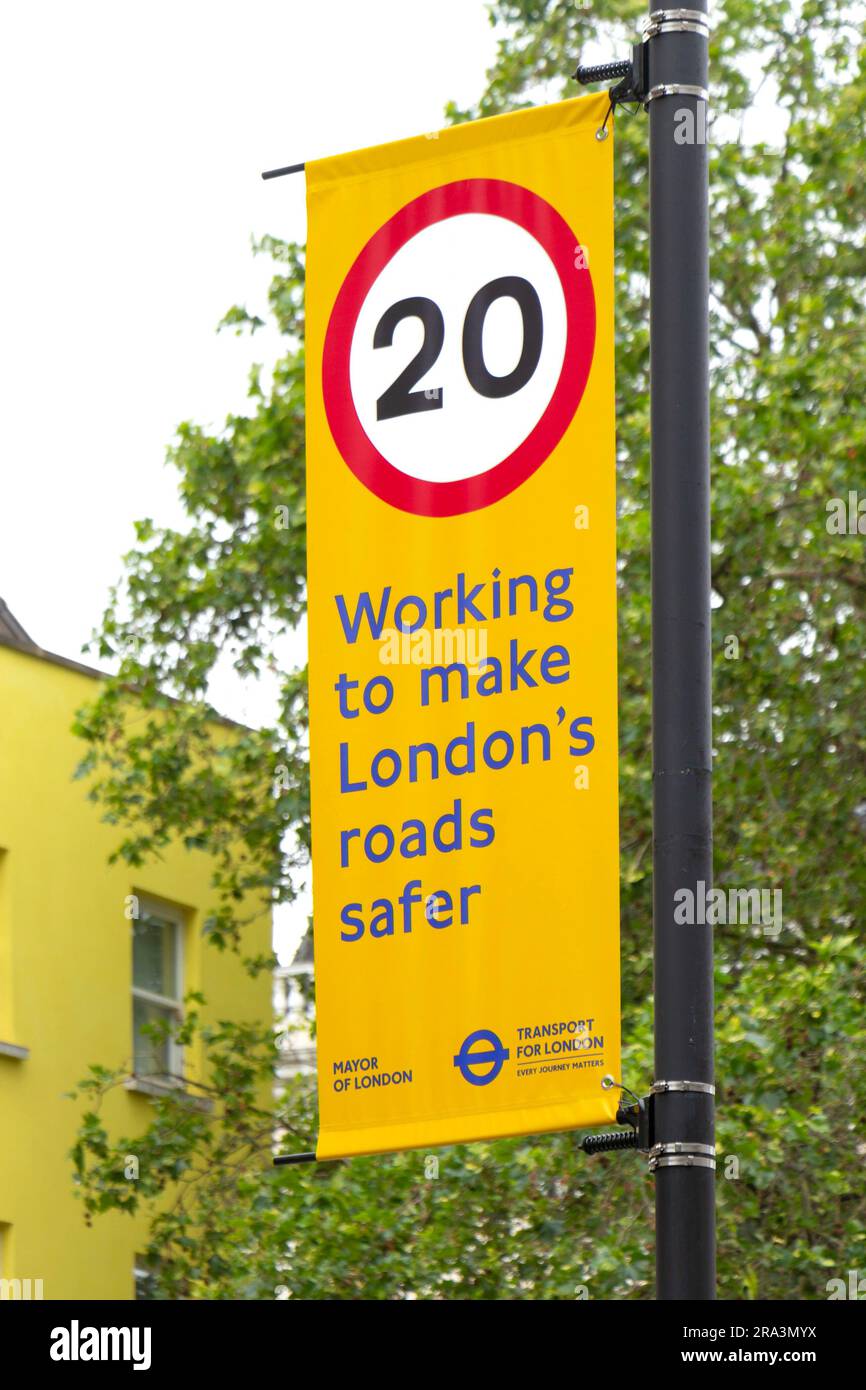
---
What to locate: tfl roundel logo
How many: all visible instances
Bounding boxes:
[453,1029,510,1086]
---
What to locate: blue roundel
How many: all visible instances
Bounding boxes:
[453,1029,510,1086]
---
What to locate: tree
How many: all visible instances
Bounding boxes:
[72,0,866,1298]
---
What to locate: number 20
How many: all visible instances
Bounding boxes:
[374,275,543,422]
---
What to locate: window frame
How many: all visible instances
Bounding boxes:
[131,898,185,1084]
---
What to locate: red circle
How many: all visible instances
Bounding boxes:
[322,179,596,517]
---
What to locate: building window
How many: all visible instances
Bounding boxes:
[132,905,183,1081]
[0,849,13,1044]
[134,1256,158,1301]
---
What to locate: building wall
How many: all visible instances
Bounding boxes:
[0,641,271,1299]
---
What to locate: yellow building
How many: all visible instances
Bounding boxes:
[0,600,272,1299]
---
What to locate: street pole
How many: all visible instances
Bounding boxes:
[647,1,715,1299]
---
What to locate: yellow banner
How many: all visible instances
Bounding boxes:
[305,94,620,1159]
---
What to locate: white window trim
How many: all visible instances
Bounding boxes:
[132,898,185,1084]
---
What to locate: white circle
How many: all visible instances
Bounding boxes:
[349,214,567,484]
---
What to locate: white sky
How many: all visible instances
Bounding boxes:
[0,0,497,960]
[0,0,496,664]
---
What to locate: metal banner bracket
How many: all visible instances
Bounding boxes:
[573,7,710,136]
[580,1077,715,1161]
[579,1077,656,1155]
[573,43,649,139]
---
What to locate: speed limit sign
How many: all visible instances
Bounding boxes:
[306,95,620,1162]
[322,178,596,516]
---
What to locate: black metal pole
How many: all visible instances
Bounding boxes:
[647,2,715,1299]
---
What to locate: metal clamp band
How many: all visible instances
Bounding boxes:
[644,7,710,27]
[651,1079,715,1096]
[650,1142,716,1159]
[644,20,710,38]
[650,1154,716,1171]
[646,83,709,102]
